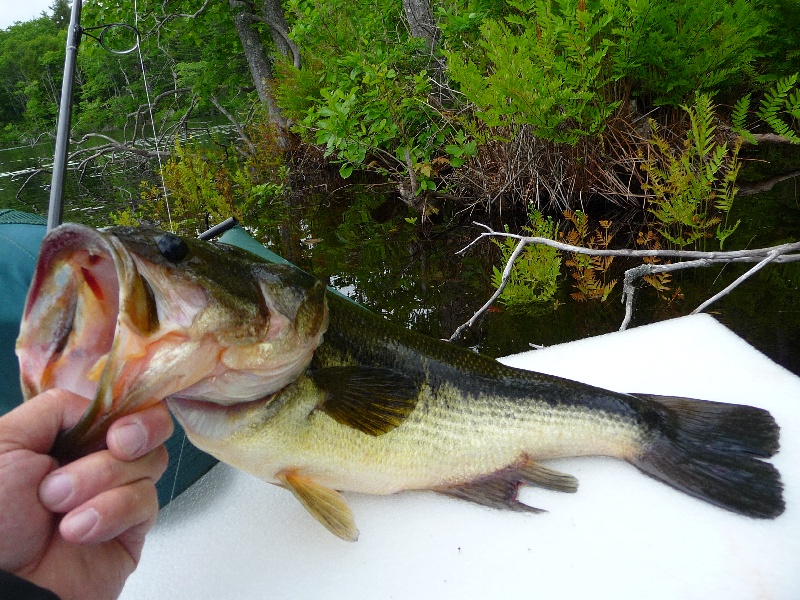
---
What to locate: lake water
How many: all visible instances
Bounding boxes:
[1,137,799,376]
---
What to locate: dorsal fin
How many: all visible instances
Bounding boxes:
[310,366,420,436]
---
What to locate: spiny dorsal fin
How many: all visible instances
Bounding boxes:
[434,458,578,512]
[310,366,420,436]
[278,471,359,542]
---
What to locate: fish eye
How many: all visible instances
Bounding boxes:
[155,232,190,263]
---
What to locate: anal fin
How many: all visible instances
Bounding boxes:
[435,458,578,513]
[278,470,360,542]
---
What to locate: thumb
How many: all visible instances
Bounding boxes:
[0,389,91,456]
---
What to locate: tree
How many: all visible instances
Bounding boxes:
[49,0,71,27]
[229,0,284,128]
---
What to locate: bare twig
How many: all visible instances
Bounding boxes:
[449,238,528,342]
[14,168,50,198]
[691,247,789,314]
[210,95,255,153]
[620,259,712,331]
[450,223,800,341]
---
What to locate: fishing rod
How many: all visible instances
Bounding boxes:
[48,0,139,231]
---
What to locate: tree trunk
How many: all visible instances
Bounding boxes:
[403,0,439,51]
[261,0,292,59]
[402,0,449,106]
[229,0,286,130]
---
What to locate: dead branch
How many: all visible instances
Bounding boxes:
[210,95,255,153]
[14,168,50,199]
[161,0,212,19]
[737,170,800,196]
[740,133,799,146]
[450,223,800,341]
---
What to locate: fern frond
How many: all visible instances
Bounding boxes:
[732,94,751,130]
[731,94,757,144]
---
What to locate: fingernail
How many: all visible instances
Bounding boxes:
[62,508,99,541]
[39,473,74,509]
[113,420,147,458]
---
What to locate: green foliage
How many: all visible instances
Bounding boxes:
[752,0,800,81]
[116,120,288,236]
[621,0,764,106]
[491,211,561,310]
[0,16,66,136]
[279,0,474,194]
[756,74,800,143]
[132,137,239,235]
[642,93,741,249]
[728,75,800,143]
[447,0,620,145]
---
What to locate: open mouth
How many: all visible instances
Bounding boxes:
[18,225,126,402]
[17,224,167,457]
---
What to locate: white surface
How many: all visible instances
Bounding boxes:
[121,315,800,600]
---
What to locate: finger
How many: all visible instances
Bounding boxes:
[59,477,160,547]
[39,445,168,513]
[0,389,90,455]
[107,403,174,461]
[116,513,158,565]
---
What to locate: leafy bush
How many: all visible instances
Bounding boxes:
[278,0,474,189]
[447,0,620,145]
[446,0,766,137]
[116,120,288,235]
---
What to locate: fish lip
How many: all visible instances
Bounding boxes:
[24,224,119,321]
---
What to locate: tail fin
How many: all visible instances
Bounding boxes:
[631,394,784,519]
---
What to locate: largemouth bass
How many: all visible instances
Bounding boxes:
[17,224,784,540]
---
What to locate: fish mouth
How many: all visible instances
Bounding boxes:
[16,224,168,454]
[18,225,134,400]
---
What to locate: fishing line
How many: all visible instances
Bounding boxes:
[130,0,183,508]
[167,430,188,506]
[133,0,174,232]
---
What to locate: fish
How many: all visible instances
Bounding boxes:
[17,224,784,541]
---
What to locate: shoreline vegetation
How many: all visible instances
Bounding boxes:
[1,0,799,322]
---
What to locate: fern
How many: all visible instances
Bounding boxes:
[491,212,562,311]
[642,93,741,250]
[730,94,757,144]
[757,74,800,143]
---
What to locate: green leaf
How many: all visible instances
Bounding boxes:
[339,163,354,179]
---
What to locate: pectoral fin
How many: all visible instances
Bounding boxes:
[278,470,359,542]
[435,458,578,513]
[310,366,419,436]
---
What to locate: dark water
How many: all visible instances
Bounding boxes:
[2,139,799,376]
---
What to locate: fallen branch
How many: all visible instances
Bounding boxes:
[450,223,800,341]
[210,95,255,153]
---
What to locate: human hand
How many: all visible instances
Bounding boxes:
[0,388,173,600]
